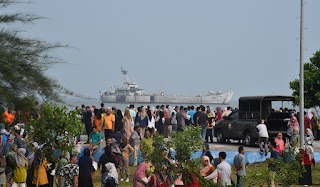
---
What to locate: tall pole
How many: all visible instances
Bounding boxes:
[299,0,305,148]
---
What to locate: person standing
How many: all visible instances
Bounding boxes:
[60,155,79,187]
[32,152,49,187]
[171,106,178,133]
[311,111,317,140]
[155,106,165,135]
[115,109,124,132]
[304,111,311,133]
[198,106,208,141]
[147,110,155,135]
[299,139,315,185]
[122,109,133,141]
[93,104,103,132]
[12,148,28,187]
[217,152,231,187]
[129,126,141,167]
[83,106,93,143]
[233,146,246,187]
[119,137,134,183]
[101,107,115,141]
[256,120,269,156]
[188,106,196,125]
[78,148,94,187]
[176,106,187,132]
[129,105,136,132]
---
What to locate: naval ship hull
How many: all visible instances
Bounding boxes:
[100,91,233,104]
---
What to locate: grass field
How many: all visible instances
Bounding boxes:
[91,163,320,187]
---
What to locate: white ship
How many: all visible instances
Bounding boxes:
[100,67,233,104]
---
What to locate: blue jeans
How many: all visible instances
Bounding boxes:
[200,127,207,140]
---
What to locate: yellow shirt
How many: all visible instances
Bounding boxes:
[102,114,115,130]
[32,160,49,185]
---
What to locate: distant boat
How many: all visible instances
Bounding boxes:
[100,66,233,104]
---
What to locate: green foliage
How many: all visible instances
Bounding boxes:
[290,50,320,108]
[247,151,304,187]
[141,126,218,187]
[26,103,83,161]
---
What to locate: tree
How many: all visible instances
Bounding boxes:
[140,126,218,187]
[26,103,83,186]
[0,0,74,108]
[290,50,320,108]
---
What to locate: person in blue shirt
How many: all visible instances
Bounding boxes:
[188,106,196,125]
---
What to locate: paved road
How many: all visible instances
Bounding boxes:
[80,135,320,152]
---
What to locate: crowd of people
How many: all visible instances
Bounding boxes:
[0,101,318,187]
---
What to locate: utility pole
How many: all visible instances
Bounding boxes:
[299,0,305,148]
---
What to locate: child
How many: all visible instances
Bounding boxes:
[119,137,134,182]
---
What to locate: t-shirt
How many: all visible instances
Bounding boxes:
[217,161,231,186]
[129,109,136,125]
[256,123,269,138]
[2,111,14,124]
[233,153,246,176]
[61,163,79,187]
[198,112,208,129]
[102,114,115,130]
[188,110,196,124]
[89,131,103,145]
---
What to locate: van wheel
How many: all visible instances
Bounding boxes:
[244,132,254,147]
[216,130,226,143]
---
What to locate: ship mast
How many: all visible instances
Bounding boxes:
[121,66,130,84]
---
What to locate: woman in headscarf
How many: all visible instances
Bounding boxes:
[202,143,213,163]
[115,109,124,132]
[122,109,133,141]
[12,148,28,187]
[215,107,222,122]
[78,148,94,187]
[32,151,49,187]
[133,162,149,187]
[0,152,7,186]
[274,133,285,155]
[299,140,315,185]
[288,113,299,136]
[5,143,17,186]
[98,145,118,187]
[204,158,220,184]
[104,162,118,187]
[200,156,214,177]
[305,128,314,145]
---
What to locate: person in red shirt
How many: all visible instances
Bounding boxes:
[299,140,315,185]
[304,111,311,133]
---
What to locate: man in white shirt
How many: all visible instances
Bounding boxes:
[217,152,231,187]
[256,119,269,156]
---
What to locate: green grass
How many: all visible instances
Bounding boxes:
[91,163,320,187]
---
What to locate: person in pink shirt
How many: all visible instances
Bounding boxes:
[274,133,285,155]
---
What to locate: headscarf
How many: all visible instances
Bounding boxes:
[0,152,6,167]
[104,162,118,184]
[134,162,148,180]
[200,156,214,177]
[275,133,285,153]
[6,143,17,157]
[83,148,91,156]
[305,128,314,144]
[15,148,27,168]
[307,109,313,120]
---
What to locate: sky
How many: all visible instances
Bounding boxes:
[6,0,320,100]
